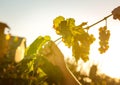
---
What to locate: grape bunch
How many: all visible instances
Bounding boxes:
[98,26,110,54]
[72,33,95,62]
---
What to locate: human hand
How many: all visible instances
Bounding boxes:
[41,41,81,85]
[41,41,66,68]
[112,6,120,20]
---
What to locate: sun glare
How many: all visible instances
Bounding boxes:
[55,19,120,79]
[9,6,120,79]
[88,22,120,79]
[57,20,120,79]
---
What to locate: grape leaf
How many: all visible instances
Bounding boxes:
[17,36,63,84]
[53,16,95,62]
[26,35,50,56]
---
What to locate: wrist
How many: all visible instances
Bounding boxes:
[59,65,81,85]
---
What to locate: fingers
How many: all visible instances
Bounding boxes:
[41,41,66,67]
[40,41,52,56]
[49,41,65,59]
[41,41,57,56]
[112,6,120,20]
[40,40,64,59]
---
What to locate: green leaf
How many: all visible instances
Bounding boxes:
[37,68,46,78]
[27,60,34,73]
[25,36,51,56]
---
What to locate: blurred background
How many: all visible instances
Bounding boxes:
[0,0,120,83]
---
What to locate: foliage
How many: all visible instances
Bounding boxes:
[0,36,63,85]
[0,15,111,85]
[17,35,64,85]
[53,16,110,62]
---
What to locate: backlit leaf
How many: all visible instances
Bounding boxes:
[53,16,96,62]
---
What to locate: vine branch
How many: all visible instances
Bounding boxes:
[85,14,112,30]
[54,37,62,43]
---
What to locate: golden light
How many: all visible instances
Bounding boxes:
[5,34,11,40]
[15,38,26,63]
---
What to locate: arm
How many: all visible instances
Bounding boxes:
[42,41,81,85]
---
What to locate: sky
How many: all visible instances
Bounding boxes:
[0,0,120,78]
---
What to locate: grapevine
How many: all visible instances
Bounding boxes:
[53,15,112,62]
[0,14,112,84]
[0,35,64,85]
[17,36,64,84]
[53,16,95,62]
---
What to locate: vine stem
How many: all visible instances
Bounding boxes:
[85,14,112,30]
[54,37,62,43]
